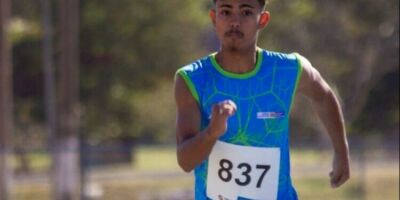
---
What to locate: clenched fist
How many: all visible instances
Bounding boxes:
[207,100,237,139]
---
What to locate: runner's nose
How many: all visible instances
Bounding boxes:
[229,14,240,29]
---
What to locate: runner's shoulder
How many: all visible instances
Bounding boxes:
[176,55,211,77]
[260,48,303,68]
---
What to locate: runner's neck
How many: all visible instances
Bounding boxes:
[215,47,258,74]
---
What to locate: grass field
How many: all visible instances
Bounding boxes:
[12,145,399,200]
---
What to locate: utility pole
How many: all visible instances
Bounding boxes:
[0,0,13,199]
[53,0,81,199]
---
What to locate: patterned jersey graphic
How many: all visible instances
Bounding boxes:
[177,48,303,200]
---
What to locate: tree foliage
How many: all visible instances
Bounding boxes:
[260,0,399,137]
[79,0,209,142]
[11,0,399,144]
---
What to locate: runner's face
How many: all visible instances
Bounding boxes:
[210,0,268,51]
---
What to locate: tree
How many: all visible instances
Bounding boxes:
[0,0,13,199]
[52,0,81,199]
[41,0,56,156]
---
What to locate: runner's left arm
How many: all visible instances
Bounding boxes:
[296,54,350,188]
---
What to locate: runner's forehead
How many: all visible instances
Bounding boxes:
[216,0,260,9]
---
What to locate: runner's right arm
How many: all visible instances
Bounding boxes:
[174,75,236,172]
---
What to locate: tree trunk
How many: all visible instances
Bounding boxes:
[0,0,13,199]
[53,0,81,199]
[41,0,56,154]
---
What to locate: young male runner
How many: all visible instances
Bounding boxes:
[174,0,350,199]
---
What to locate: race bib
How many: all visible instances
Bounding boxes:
[207,141,280,200]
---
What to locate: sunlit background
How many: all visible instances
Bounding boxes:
[0,0,398,199]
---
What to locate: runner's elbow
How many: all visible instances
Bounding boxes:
[178,159,194,173]
[177,154,195,173]
[180,164,194,173]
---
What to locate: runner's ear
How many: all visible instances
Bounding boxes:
[210,9,217,27]
[258,11,270,29]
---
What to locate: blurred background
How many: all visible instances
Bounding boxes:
[0,0,399,199]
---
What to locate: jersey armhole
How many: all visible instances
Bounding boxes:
[288,53,304,113]
[175,69,200,105]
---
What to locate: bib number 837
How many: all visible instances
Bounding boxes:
[218,159,271,188]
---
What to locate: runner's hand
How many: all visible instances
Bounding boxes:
[330,153,350,188]
[208,100,237,139]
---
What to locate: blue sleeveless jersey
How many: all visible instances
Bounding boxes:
[176,48,303,200]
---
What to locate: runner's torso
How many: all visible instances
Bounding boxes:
[176,48,303,200]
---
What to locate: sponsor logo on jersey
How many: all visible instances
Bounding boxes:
[257,111,285,119]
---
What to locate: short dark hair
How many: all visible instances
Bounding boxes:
[212,0,267,9]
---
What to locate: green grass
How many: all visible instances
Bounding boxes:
[12,146,399,200]
[12,152,51,173]
[133,145,180,172]
[294,168,399,200]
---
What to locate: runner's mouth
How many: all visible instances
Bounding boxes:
[225,30,244,38]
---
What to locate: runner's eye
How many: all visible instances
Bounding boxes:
[220,10,231,16]
[242,10,253,16]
